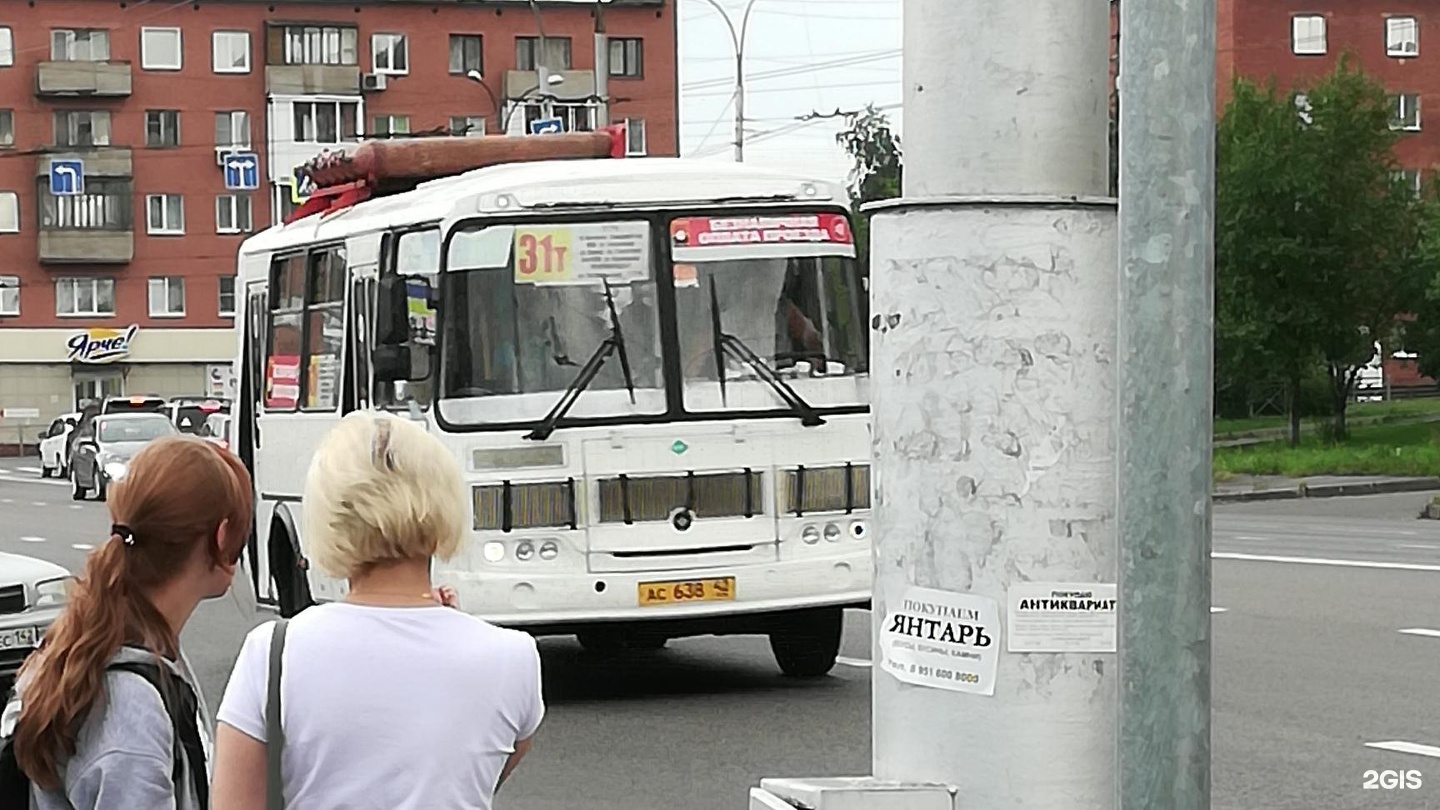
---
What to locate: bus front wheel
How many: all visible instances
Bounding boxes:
[768,607,843,678]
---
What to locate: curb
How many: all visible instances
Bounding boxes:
[1213,477,1440,503]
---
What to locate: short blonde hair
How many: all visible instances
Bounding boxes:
[302,410,465,578]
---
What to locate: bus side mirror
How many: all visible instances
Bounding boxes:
[376,275,410,346]
[374,344,431,383]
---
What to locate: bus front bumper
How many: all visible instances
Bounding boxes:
[440,554,871,634]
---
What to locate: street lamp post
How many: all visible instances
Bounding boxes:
[464,70,501,134]
[527,0,556,119]
[502,74,567,133]
[699,0,764,162]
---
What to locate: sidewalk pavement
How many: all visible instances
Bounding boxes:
[1213,474,1440,503]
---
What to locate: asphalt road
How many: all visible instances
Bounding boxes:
[3,457,1440,809]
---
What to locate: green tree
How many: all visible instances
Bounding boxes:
[836,105,902,275]
[1217,57,1425,443]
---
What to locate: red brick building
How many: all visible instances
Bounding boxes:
[0,0,677,431]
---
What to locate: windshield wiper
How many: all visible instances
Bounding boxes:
[707,277,824,428]
[525,280,637,441]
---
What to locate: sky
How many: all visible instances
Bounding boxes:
[674,0,903,186]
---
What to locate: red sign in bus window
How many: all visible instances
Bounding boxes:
[265,355,301,409]
[670,213,852,249]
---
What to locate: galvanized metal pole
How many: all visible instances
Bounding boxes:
[866,0,1117,805]
[1115,0,1215,804]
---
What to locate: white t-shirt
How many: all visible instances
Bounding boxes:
[216,602,544,810]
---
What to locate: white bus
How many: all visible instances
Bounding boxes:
[234,132,872,676]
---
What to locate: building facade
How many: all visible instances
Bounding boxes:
[0,0,677,444]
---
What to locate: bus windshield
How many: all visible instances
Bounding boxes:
[437,212,868,428]
[439,220,666,426]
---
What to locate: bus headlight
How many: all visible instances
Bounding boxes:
[515,541,535,562]
[538,541,559,561]
[823,523,842,543]
[482,542,506,563]
[801,525,821,545]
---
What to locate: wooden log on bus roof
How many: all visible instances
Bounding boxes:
[302,132,616,191]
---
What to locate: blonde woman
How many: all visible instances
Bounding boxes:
[210,411,543,810]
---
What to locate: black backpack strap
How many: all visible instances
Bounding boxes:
[109,661,210,810]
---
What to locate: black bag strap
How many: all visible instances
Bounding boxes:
[109,660,210,810]
[266,619,290,810]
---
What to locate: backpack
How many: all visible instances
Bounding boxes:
[0,659,210,809]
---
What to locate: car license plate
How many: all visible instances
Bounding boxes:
[0,627,37,651]
[637,577,736,606]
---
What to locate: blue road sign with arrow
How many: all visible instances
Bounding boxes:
[530,117,565,136]
[49,159,84,196]
[223,152,260,191]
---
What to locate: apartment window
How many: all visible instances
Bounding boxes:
[39,179,131,230]
[0,276,16,317]
[148,277,186,317]
[609,38,643,78]
[1394,169,1423,198]
[625,118,647,156]
[269,24,358,66]
[521,101,596,134]
[1292,15,1326,55]
[146,194,185,235]
[449,115,486,137]
[52,29,110,62]
[0,27,13,66]
[371,115,410,137]
[0,110,11,147]
[372,33,408,74]
[213,30,251,73]
[1388,17,1419,58]
[55,277,116,317]
[215,111,252,149]
[1391,93,1421,131]
[516,36,572,71]
[145,110,180,147]
[216,194,253,233]
[449,34,483,74]
[219,276,237,317]
[293,101,359,143]
[0,190,16,232]
[141,27,183,70]
[54,111,111,147]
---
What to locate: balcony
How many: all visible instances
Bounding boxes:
[35,61,132,97]
[38,231,134,264]
[33,147,132,180]
[266,65,359,96]
[504,69,597,102]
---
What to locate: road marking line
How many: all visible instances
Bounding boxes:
[1233,535,1272,542]
[1399,629,1440,639]
[836,656,872,668]
[31,502,46,507]
[69,505,83,510]
[0,475,69,489]
[0,498,10,504]
[16,466,40,474]
[1213,552,1440,572]
[18,536,45,543]
[1366,741,1440,759]
[1211,607,1228,613]
[1396,544,1440,550]
[71,543,93,551]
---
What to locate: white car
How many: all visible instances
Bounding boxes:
[37,412,81,479]
[0,552,70,688]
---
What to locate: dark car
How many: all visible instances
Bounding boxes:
[168,397,231,436]
[70,413,177,501]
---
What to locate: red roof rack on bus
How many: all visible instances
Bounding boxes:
[285,125,628,225]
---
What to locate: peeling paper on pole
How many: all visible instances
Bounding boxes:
[879,586,1000,696]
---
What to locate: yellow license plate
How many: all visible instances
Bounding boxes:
[637,577,736,606]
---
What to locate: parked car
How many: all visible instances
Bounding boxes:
[0,552,71,692]
[169,397,231,436]
[37,411,81,479]
[70,413,178,502]
[200,412,233,451]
